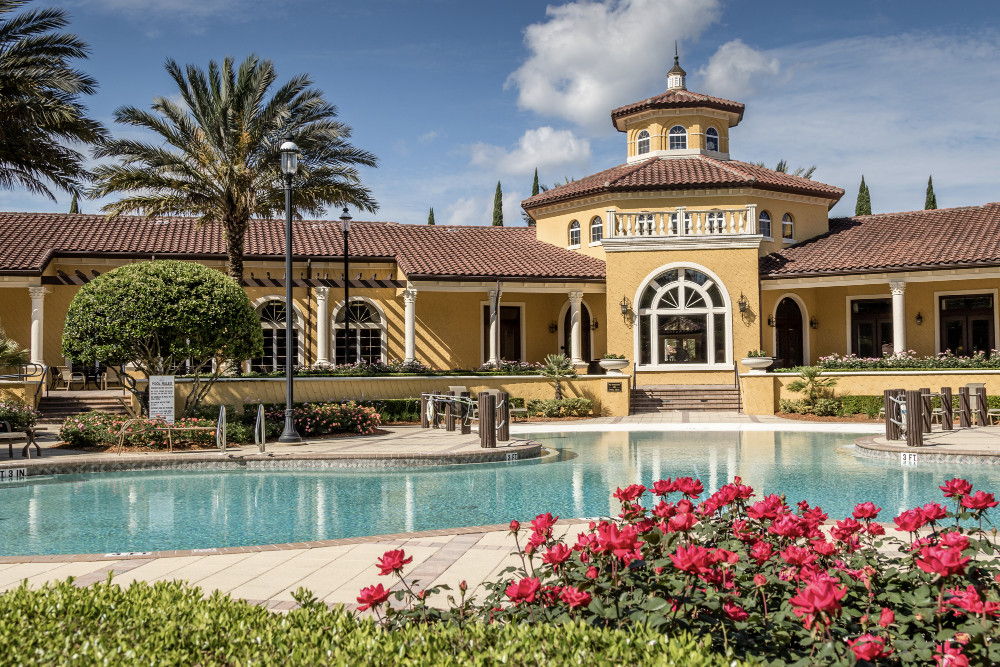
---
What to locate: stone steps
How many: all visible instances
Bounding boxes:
[630,386,741,413]
[37,394,129,422]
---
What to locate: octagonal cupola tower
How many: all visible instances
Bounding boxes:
[612,50,744,164]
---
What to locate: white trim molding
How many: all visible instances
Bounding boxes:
[603,235,762,252]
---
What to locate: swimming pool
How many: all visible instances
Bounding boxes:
[3,430,998,556]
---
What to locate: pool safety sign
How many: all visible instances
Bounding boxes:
[149,375,176,424]
[0,468,26,483]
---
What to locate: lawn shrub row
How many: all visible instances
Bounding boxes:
[0,580,731,666]
[525,398,593,417]
[59,413,216,449]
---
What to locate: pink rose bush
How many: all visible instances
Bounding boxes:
[264,401,380,437]
[359,475,1000,665]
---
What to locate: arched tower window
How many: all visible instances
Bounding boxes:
[589,216,603,243]
[782,213,794,240]
[568,220,581,246]
[251,300,302,372]
[334,300,385,365]
[636,130,650,155]
[668,125,687,150]
[705,127,719,152]
[635,267,729,366]
[758,210,772,238]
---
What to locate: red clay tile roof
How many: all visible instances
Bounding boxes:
[521,156,844,210]
[610,88,745,128]
[760,203,1000,278]
[0,212,606,281]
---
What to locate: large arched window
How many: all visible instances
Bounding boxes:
[635,267,729,367]
[668,125,687,150]
[705,127,719,152]
[568,220,581,246]
[636,129,650,155]
[334,300,385,365]
[758,210,772,238]
[781,213,794,240]
[251,300,301,372]
[589,216,603,243]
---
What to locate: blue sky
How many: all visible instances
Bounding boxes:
[5,0,1000,223]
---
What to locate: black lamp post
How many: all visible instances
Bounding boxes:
[340,207,353,363]
[278,139,301,443]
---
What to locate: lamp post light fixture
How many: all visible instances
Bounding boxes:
[340,208,353,363]
[278,139,301,443]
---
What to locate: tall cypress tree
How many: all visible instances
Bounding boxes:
[855,176,872,216]
[531,168,539,196]
[924,175,937,210]
[427,207,435,225]
[69,193,80,214]
[492,181,503,226]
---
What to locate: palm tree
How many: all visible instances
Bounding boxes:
[541,353,576,400]
[0,0,106,199]
[756,160,816,179]
[91,55,378,279]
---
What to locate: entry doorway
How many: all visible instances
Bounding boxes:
[851,299,893,357]
[482,305,523,362]
[774,297,804,368]
[939,294,995,355]
[561,303,592,360]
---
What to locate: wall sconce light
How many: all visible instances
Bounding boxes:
[591,319,599,331]
[809,317,819,330]
[548,321,558,334]
[737,293,750,314]
[915,312,924,325]
[619,295,629,316]
[767,315,776,327]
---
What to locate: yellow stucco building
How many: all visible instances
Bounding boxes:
[3,55,1000,416]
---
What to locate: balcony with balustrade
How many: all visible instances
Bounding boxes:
[601,205,762,250]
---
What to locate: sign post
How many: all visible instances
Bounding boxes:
[148,375,176,424]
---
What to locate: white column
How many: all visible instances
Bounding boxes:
[314,287,330,366]
[28,286,48,366]
[487,289,499,364]
[568,290,583,364]
[403,287,417,363]
[890,280,906,354]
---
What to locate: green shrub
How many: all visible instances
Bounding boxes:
[360,398,421,423]
[836,395,884,417]
[0,580,733,666]
[526,398,593,417]
[812,397,841,416]
[59,412,216,449]
[778,398,808,414]
[0,399,38,430]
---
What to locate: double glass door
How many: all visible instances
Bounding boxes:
[940,294,994,355]
[851,299,893,357]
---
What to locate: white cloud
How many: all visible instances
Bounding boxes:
[724,32,1000,216]
[469,126,591,176]
[442,189,525,227]
[417,130,440,144]
[78,0,258,19]
[507,0,720,131]
[700,39,780,99]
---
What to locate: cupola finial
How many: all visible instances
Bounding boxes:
[667,41,687,90]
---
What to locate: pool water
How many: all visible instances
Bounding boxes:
[3,430,998,556]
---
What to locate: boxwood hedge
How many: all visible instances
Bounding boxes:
[0,579,735,666]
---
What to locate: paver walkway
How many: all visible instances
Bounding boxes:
[0,525,547,611]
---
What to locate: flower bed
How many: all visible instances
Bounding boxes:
[59,412,216,449]
[810,351,1000,371]
[363,477,1000,665]
[262,401,381,438]
[0,399,39,430]
[210,360,547,379]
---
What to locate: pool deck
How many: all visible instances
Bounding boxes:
[857,425,1000,464]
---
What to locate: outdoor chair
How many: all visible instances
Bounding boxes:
[101,366,125,390]
[59,366,86,391]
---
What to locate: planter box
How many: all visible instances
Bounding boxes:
[599,359,629,375]
[741,357,774,372]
